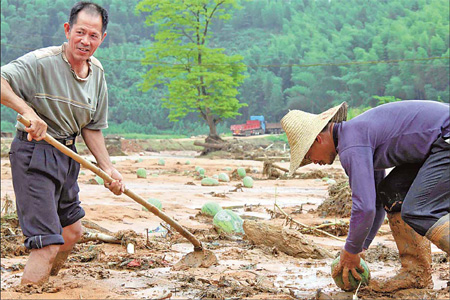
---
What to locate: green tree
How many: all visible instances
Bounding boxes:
[136,0,247,141]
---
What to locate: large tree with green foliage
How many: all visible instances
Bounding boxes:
[136,0,247,141]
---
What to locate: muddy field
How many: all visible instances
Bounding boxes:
[1,137,449,300]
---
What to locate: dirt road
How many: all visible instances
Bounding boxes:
[1,147,448,299]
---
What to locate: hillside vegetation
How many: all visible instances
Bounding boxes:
[1,0,448,136]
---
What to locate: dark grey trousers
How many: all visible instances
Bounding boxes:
[377,135,450,236]
[9,133,85,249]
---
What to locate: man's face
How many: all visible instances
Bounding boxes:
[64,10,106,63]
[304,135,337,165]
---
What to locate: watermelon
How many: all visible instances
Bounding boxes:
[135,158,143,163]
[201,202,223,217]
[94,175,104,185]
[142,198,162,211]
[218,173,230,182]
[136,168,147,178]
[213,209,244,234]
[158,158,165,166]
[331,257,370,291]
[243,176,254,188]
[197,167,206,176]
[212,174,219,180]
[201,177,219,186]
[237,167,246,178]
[185,160,191,165]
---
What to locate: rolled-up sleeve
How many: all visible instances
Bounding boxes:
[1,52,38,103]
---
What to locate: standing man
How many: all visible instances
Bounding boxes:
[1,2,125,285]
[281,100,449,291]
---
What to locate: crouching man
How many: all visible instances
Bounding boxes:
[280,100,449,291]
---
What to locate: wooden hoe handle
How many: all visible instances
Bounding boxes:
[17,115,203,250]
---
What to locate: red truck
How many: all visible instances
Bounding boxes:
[230,116,283,136]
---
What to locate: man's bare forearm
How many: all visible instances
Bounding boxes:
[81,128,113,172]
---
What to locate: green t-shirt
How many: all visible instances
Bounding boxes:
[1,43,108,139]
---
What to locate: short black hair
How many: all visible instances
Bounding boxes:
[321,121,331,133]
[69,1,109,35]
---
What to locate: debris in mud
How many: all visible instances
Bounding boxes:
[106,254,169,270]
[187,272,276,300]
[14,282,61,294]
[300,220,349,237]
[172,249,218,270]
[432,253,448,264]
[316,180,352,218]
[195,139,286,160]
[268,204,345,242]
[262,161,285,179]
[65,264,111,280]
[1,213,28,258]
[297,170,332,179]
[115,229,142,248]
[364,243,399,263]
[1,193,15,215]
[70,243,104,262]
[243,220,333,259]
[230,183,244,192]
[359,287,448,300]
[263,161,345,180]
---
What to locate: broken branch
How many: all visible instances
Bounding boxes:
[274,204,345,242]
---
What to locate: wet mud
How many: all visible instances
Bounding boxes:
[1,140,448,299]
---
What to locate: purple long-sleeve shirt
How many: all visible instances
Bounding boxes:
[334,100,450,254]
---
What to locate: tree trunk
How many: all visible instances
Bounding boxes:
[243,220,333,259]
[205,113,222,143]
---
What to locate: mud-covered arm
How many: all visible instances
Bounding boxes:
[339,146,378,254]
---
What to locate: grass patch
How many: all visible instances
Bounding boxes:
[265,134,287,143]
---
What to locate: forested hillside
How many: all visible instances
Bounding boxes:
[1,0,449,135]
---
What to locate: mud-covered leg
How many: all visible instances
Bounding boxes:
[370,213,432,292]
[50,221,82,276]
[370,164,433,292]
[426,214,450,255]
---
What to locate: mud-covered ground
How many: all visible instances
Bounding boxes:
[1,137,449,299]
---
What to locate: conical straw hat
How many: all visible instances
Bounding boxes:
[281,102,348,175]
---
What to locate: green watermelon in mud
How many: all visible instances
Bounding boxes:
[201,202,222,217]
[94,175,104,185]
[213,209,244,234]
[237,167,246,178]
[136,168,147,178]
[218,173,230,182]
[201,177,219,186]
[142,198,162,211]
[197,167,206,176]
[331,257,370,291]
[243,176,254,188]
